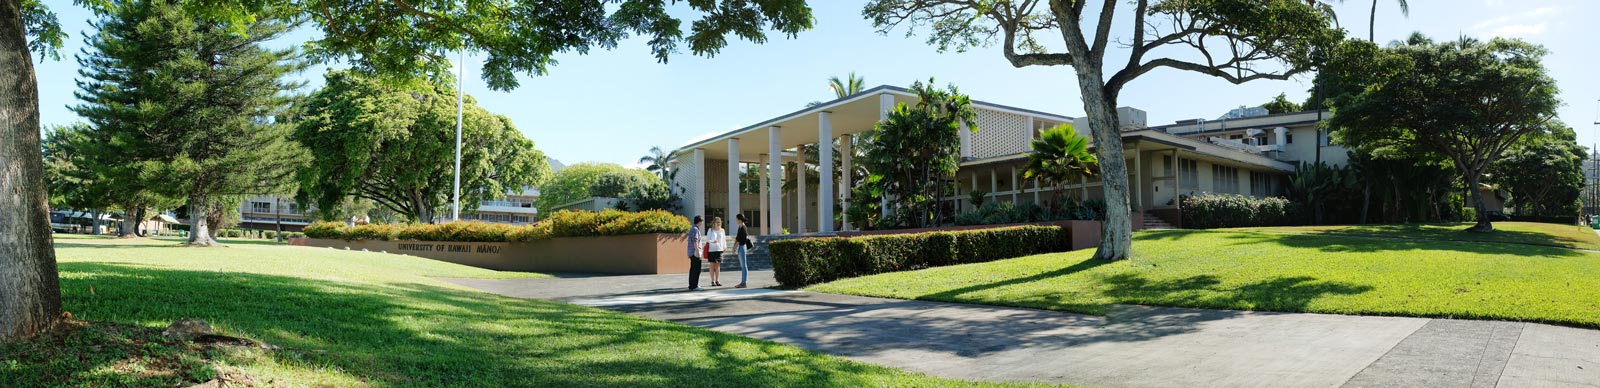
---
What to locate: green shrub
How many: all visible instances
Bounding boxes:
[347,223,404,241]
[264,230,278,239]
[285,232,306,239]
[303,221,346,239]
[769,226,1070,287]
[1180,194,1299,229]
[397,222,512,242]
[301,210,690,243]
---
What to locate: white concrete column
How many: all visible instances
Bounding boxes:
[1010,166,1019,203]
[840,134,853,231]
[959,121,973,160]
[1274,127,1288,148]
[767,127,783,235]
[818,112,835,233]
[758,155,768,235]
[990,167,998,203]
[727,138,741,229]
[879,93,894,219]
[1033,176,1041,204]
[796,152,807,234]
[690,148,706,221]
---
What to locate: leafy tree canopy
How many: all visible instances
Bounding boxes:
[535,162,657,215]
[296,70,550,223]
[1325,33,1561,232]
[1490,123,1585,217]
[1260,93,1301,114]
[51,0,816,90]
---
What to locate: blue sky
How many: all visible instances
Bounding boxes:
[34,0,1599,167]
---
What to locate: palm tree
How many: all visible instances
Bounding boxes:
[638,146,677,181]
[1023,124,1098,204]
[1312,0,1408,42]
[827,72,866,99]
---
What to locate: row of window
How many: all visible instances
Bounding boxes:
[1175,157,1279,196]
[247,201,305,214]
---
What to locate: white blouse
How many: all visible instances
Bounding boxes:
[705,228,727,252]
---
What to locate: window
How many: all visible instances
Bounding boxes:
[1212,165,1239,194]
[1250,171,1277,197]
[1286,133,1294,144]
[250,201,271,213]
[1179,158,1199,190]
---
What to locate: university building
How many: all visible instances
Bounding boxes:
[670,84,1347,235]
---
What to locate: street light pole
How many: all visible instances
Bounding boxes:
[452,47,464,222]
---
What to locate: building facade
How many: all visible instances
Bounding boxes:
[671,85,1350,235]
[237,187,541,231]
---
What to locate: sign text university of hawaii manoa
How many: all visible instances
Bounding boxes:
[296,233,689,275]
[396,242,503,255]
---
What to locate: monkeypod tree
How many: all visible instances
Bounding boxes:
[863,0,1343,260]
[5,0,814,341]
[1325,34,1561,232]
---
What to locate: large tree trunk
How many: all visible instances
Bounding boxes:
[1466,169,1493,232]
[187,196,220,246]
[134,208,147,237]
[1074,76,1134,261]
[0,1,63,341]
[90,209,104,235]
[118,212,138,238]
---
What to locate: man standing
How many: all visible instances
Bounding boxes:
[687,216,704,291]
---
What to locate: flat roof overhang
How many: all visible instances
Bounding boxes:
[676,85,1076,163]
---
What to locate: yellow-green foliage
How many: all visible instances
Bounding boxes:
[305,210,690,243]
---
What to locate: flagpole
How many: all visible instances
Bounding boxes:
[452,47,464,222]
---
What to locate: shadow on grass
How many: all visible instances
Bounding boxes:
[31,262,928,387]
[1219,230,1586,257]
[1100,274,1374,313]
[604,273,1375,361]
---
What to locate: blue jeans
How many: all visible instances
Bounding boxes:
[736,245,748,285]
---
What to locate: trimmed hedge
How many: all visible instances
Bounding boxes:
[1180,194,1298,229]
[769,226,1070,287]
[301,210,691,243]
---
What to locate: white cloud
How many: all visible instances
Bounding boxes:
[1471,6,1557,38]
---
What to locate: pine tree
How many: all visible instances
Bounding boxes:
[71,0,306,246]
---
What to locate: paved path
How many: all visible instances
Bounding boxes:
[441,271,1599,388]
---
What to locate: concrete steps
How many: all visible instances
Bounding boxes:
[1142,211,1178,230]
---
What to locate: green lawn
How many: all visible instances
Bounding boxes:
[807,224,1600,328]
[3,235,1050,388]
[1230,221,1600,251]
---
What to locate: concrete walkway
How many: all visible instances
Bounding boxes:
[441,271,1599,388]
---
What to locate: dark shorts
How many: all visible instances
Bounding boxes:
[708,251,723,263]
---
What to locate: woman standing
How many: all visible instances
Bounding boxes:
[705,217,727,287]
[733,214,753,288]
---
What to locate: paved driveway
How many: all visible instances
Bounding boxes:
[441,271,1598,388]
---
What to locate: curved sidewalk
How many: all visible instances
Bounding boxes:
[441,271,1598,388]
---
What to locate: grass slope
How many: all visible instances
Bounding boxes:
[808,225,1600,328]
[4,235,1050,388]
[1230,221,1600,251]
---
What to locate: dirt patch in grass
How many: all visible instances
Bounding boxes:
[1,318,273,388]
